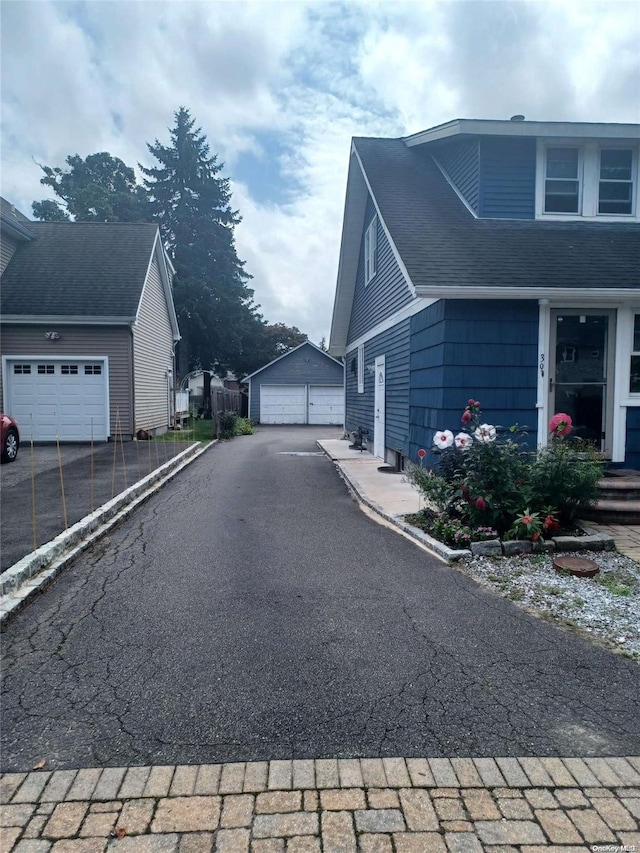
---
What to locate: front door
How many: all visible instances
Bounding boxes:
[374,355,386,459]
[549,310,615,454]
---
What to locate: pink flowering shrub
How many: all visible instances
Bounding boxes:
[407,399,604,539]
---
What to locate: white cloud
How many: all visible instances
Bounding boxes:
[2,0,639,349]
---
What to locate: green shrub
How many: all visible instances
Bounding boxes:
[235,418,255,435]
[219,411,238,439]
[527,441,603,524]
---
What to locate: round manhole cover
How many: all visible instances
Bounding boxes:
[553,555,600,578]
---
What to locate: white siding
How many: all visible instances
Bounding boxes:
[132,256,174,432]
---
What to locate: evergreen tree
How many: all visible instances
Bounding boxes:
[32,153,150,222]
[141,107,257,374]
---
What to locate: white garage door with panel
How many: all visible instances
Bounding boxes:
[4,357,109,441]
[308,385,344,425]
[260,384,306,424]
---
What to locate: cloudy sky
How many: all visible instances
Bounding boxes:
[2,1,639,345]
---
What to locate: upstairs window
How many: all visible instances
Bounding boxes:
[544,147,580,213]
[599,149,633,215]
[364,216,378,285]
[631,315,640,394]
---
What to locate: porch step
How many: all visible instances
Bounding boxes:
[580,471,640,525]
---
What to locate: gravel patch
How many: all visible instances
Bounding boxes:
[457,549,640,660]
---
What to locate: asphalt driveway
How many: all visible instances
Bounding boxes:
[1,425,638,772]
[0,437,202,571]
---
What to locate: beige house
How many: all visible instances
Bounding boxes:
[0,201,180,441]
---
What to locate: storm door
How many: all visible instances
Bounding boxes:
[549,310,615,454]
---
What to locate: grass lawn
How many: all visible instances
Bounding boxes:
[156,418,216,443]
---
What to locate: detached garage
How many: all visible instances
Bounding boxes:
[244,341,344,425]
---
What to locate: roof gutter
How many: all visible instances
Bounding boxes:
[1,315,137,325]
[0,213,35,241]
[413,286,640,301]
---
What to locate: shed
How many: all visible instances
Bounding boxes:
[244,341,344,425]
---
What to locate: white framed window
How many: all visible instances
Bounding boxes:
[631,314,640,395]
[537,140,638,219]
[599,148,634,215]
[364,216,377,285]
[544,147,581,213]
[357,344,364,394]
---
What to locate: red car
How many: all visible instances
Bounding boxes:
[1,414,20,463]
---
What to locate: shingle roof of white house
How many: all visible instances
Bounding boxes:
[1,222,178,334]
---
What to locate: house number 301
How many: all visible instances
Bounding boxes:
[539,353,545,377]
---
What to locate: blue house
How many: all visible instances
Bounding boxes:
[329,117,640,470]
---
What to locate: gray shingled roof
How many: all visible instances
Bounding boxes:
[354,137,640,290]
[1,222,159,319]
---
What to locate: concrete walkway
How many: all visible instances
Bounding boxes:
[318,439,640,563]
[2,756,639,852]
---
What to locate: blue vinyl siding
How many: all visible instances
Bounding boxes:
[624,407,640,469]
[345,318,411,457]
[347,196,413,345]
[249,343,343,421]
[478,137,536,219]
[409,300,539,463]
[432,138,480,212]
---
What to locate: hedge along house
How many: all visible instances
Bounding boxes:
[0,211,181,441]
[329,118,640,470]
[244,340,344,424]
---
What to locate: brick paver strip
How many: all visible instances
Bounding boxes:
[11,774,51,804]
[381,759,410,788]
[117,767,151,800]
[0,774,27,805]
[91,769,126,802]
[606,756,640,785]
[218,764,245,795]
[472,758,506,787]
[40,773,77,804]
[320,811,356,853]
[495,757,531,788]
[428,759,458,787]
[144,767,175,798]
[267,761,291,792]
[561,757,601,787]
[444,832,483,853]
[360,760,387,789]
[404,759,433,788]
[242,762,268,794]
[313,760,339,790]
[291,761,314,791]
[584,757,624,786]
[169,766,197,797]
[337,759,363,789]
[2,756,640,852]
[450,758,482,788]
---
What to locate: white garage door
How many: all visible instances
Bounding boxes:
[308,385,344,425]
[4,358,109,441]
[260,385,306,424]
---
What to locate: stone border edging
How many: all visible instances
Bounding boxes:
[317,443,616,564]
[0,440,217,625]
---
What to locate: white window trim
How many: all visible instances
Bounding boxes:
[364,216,377,285]
[357,344,364,393]
[542,144,583,216]
[535,139,640,221]
[598,146,635,217]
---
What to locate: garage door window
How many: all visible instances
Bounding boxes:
[13,364,31,374]
[85,365,102,375]
[61,364,79,375]
[37,364,55,374]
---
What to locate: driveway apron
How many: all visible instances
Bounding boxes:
[1,426,638,771]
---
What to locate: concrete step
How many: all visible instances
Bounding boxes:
[582,498,640,525]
